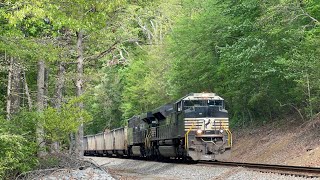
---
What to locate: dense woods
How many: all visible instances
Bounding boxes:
[0,0,320,178]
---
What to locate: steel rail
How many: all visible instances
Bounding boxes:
[198,161,320,177]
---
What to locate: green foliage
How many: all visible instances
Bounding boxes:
[41,96,92,143]
[0,96,92,178]
[167,0,230,98]
[0,133,36,179]
[118,0,182,119]
[0,115,38,179]
[121,45,172,119]
[164,0,320,126]
[0,1,64,63]
[85,66,125,134]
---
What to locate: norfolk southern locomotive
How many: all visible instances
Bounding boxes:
[84,93,232,161]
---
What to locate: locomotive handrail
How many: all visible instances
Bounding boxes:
[144,129,152,148]
[224,127,232,147]
[184,122,195,150]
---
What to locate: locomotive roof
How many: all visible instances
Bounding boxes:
[152,103,172,114]
[176,93,224,102]
[127,93,224,123]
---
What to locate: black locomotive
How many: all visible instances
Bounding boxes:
[84,93,232,161]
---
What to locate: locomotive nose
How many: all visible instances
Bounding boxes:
[206,141,224,153]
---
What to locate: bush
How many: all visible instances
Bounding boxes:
[0,96,92,179]
[0,114,38,179]
[0,133,38,179]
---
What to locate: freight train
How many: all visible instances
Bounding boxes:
[83,93,232,161]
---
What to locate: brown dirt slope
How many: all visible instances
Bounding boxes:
[228,116,320,167]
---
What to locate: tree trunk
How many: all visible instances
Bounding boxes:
[51,62,66,153]
[22,70,32,111]
[75,31,84,158]
[11,60,22,114]
[37,60,46,157]
[6,57,22,119]
[44,67,49,108]
[69,133,75,155]
[6,56,13,120]
[54,62,65,109]
[306,74,313,118]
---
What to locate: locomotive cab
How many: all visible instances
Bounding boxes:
[179,93,232,161]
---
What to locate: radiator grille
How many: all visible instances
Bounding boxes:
[184,118,228,131]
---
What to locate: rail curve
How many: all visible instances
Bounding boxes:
[199,161,320,178]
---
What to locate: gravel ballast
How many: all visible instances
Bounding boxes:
[40,167,114,180]
[88,157,319,180]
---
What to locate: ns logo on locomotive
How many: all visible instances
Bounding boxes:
[84,93,232,161]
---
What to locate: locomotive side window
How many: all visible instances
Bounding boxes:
[177,101,182,112]
[184,100,205,107]
[208,100,223,107]
[183,100,193,107]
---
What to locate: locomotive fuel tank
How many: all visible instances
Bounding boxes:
[159,146,176,157]
[131,146,141,156]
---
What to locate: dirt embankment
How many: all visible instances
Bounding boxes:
[228,116,320,167]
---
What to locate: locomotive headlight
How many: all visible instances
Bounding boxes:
[196,129,203,135]
[220,129,224,134]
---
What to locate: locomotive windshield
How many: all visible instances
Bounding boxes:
[183,100,224,109]
[182,100,227,118]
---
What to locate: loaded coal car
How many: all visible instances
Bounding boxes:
[95,132,105,156]
[84,135,96,156]
[103,129,114,155]
[113,127,128,156]
[84,127,128,156]
[127,93,232,161]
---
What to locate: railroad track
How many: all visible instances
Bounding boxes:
[199,161,320,178]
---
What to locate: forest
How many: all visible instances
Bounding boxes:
[0,0,320,178]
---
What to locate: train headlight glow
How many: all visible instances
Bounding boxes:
[220,129,224,134]
[196,129,203,135]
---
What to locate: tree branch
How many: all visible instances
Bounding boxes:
[298,1,319,24]
[84,41,119,61]
[276,99,305,121]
